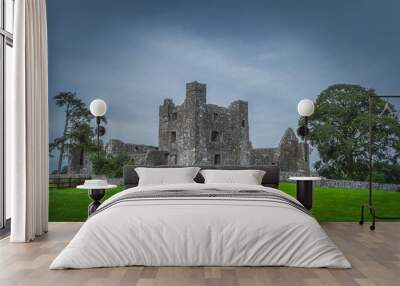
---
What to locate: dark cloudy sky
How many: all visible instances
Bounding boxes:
[47,0,400,170]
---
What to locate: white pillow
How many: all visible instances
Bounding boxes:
[200,169,266,185]
[135,167,200,186]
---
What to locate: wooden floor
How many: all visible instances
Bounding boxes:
[0,222,399,286]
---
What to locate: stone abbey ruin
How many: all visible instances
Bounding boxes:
[69,81,308,174]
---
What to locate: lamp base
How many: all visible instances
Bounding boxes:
[88,189,105,216]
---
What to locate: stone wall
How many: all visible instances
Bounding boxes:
[280,172,400,192]
[144,150,169,166]
[104,139,164,165]
[315,179,400,192]
[250,147,279,166]
[105,139,158,157]
[103,177,400,192]
[250,128,307,172]
[279,129,308,173]
[280,171,309,181]
[68,146,92,175]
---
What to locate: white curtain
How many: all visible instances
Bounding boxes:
[9,0,49,242]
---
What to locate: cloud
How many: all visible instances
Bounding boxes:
[48,0,400,170]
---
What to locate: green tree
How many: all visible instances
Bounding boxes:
[90,151,133,178]
[50,92,108,174]
[50,92,92,174]
[304,84,400,181]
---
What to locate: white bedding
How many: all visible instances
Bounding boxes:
[50,183,351,269]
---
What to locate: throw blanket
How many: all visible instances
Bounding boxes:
[91,189,310,218]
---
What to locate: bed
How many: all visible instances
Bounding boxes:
[50,165,350,269]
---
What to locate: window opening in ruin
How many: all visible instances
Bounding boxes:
[214,154,221,165]
[171,131,176,143]
[211,131,219,142]
[170,154,178,165]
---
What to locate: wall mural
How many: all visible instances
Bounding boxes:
[48,1,400,186]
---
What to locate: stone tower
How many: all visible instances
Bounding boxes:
[159,81,252,166]
[279,128,308,172]
[68,145,91,175]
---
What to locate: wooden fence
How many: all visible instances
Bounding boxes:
[49,174,91,188]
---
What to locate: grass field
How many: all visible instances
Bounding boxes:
[49,182,400,222]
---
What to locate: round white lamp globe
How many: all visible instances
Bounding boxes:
[90,99,107,117]
[297,99,315,117]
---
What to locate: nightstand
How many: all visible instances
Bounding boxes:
[77,180,117,216]
[289,177,321,210]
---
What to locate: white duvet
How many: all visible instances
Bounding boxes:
[50,183,351,269]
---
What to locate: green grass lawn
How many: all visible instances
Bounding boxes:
[49,182,400,222]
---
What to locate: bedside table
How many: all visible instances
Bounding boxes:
[289,177,321,210]
[77,180,117,216]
